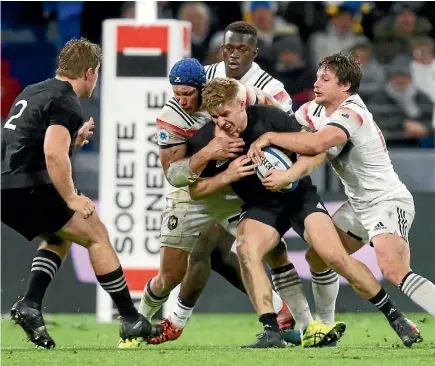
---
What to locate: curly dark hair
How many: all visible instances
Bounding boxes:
[318,53,362,95]
[224,21,258,38]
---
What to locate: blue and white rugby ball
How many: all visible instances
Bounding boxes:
[256,147,299,192]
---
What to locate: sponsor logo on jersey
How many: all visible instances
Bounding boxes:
[341,113,350,119]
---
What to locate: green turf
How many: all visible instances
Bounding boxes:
[1,313,434,366]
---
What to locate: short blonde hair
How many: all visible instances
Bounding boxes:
[56,38,102,79]
[202,78,245,112]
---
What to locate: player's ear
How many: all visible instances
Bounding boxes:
[342,80,351,93]
[84,68,91,81]
[253,48,258,60]
[84,67,97,81]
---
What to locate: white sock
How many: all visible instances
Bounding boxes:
[272,290,284,313]
[311,270,339,324]
[169,296,195,330]
[139,279,169,320]
[400,272,435,317]
[271,264,313,333]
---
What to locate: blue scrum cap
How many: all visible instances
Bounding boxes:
[169,58,206,88]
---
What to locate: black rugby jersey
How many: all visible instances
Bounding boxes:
[187,105,313,209]
[2,78,84,189]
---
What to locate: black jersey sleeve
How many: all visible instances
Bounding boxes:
[268,106,302,134]
[186,121,215,157]
[48,95,84,139]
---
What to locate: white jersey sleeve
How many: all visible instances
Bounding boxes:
[294,101,318,131]
[326,107,363,140]
[156,98,200,148]
[250,70,293,114]
[205,61,293,113]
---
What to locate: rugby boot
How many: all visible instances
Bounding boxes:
[241,327,287,348]
[146,317,183,345]
[10,299,55,349]
[302,320,346,348]
[390,316,423,347]
[119,313,163,341]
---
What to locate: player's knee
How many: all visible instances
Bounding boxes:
[305,247,329,273]
[87,219,110,247]
[190,247,211,268]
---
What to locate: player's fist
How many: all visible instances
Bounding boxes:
[206,135,245,160]
[67,194,95,219]
[224,155,256,183]
[248,133,271,165]
[76,117,95,147]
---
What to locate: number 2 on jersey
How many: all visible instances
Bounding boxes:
[4,100,27,130]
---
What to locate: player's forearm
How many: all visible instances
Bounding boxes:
[268,132,324,155]
[166,146,215,188]
[188,172,231,200]
[45,153,76,202]
[286,153,327,182]
[189,146,215,176]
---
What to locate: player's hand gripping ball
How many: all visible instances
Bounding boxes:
[256,147,299,192]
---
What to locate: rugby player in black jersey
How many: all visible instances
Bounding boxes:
[1,38,161,348]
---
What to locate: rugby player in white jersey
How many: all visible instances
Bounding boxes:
[248,53,431,347]
[205,21,292,114]
[118,55,300,348]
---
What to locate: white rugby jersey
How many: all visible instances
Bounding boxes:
[205,61,293,114]
[294,94,413,209]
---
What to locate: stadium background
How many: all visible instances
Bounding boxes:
[1,0,435,317]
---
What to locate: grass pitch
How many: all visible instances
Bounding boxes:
[1,313,434,366]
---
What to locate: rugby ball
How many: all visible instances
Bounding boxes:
[256,147,299,192]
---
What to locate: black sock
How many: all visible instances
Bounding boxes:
[96,266,138,322]
[23,249,62,310]
[369,288,402,323]
[178,295,196,309]
[259,312,279,332]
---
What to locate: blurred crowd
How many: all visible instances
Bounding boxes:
[2,1,435,148]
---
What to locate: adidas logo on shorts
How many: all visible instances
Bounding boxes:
[374,222,387,231]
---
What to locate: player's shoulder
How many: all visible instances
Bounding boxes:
[247,104,286,118]
[158,97,200,128]
[335,95,367,124]
[248,63,283,92]
[339,94,367,112]
[20,78,80,114]
[296,100,322,117]
[205,61,224,80]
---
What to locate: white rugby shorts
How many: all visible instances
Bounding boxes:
[160,194,242,252]
[332,197,415,245]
